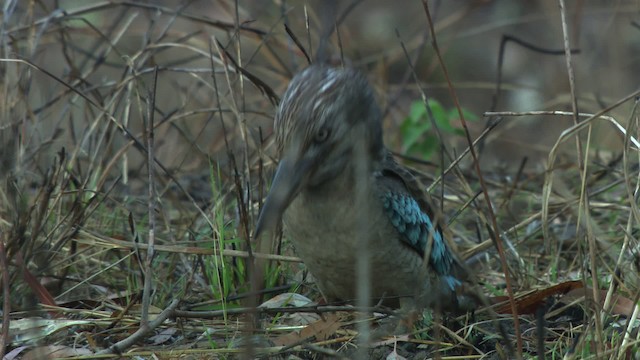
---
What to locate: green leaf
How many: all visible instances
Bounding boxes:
[409,101,427,123]
[410,133,438,158]
[402,99,476,160]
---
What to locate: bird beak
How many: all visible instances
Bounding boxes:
[254,156,311,239]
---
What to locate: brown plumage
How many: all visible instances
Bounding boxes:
[256,65,473,312]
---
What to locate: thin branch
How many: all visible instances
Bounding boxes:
[97,299,181,355]
[421,0,521,356]
[141,66,159,327]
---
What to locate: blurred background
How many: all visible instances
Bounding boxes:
[1,1,640,355]
[3,0,638,186]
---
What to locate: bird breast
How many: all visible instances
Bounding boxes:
[282,184,430,303]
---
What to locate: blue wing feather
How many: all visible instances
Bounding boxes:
[382,192,461,290]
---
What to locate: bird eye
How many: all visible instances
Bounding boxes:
[314,128,330,143]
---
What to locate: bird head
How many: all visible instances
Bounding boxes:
[255,65,384,237]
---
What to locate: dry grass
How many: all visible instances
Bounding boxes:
[1,1,639,359]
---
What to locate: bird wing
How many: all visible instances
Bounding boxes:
[378,154,466,290]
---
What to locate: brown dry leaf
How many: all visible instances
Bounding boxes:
[561,287,637,317]
[272,328,305,346]
[494,280,583,314]
[309,313,342,341]
[272,313,342,346]
[17,253,57,312]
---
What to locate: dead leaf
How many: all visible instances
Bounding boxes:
[272,313,342,346]
[561,287,637,317]
[259,293,314,308]
[149,327,177,345]
[494,280,583,314]
[22,345,93,359]
[9,318,93,346]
